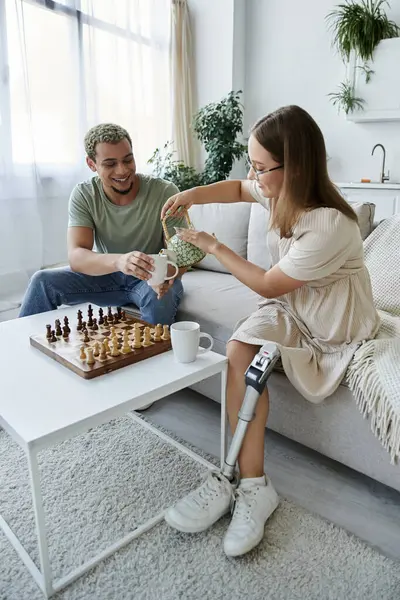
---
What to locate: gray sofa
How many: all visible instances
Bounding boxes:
[127,200,400,493]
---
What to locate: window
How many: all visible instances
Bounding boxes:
[0,0,171,170]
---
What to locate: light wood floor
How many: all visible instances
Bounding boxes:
[140,388,400,561]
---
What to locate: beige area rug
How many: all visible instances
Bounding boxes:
[1,415,399,600]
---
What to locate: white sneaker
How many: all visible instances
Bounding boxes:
[223,475,279,557]
[165,471,236,533]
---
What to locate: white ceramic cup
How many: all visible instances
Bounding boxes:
[147,254,179,286]
[170,321,214,363]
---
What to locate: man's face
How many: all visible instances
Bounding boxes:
[86,139,136,195]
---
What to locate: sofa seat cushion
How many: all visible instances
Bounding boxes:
[177,270,260,350]
[188,203,251,274]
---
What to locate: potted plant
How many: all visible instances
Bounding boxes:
[326,0,399,114]
[148,91,247,191]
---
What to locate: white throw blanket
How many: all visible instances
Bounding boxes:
[347,214,400,464]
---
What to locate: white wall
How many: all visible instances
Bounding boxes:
[187,0,247,176]
[244,0,400,184]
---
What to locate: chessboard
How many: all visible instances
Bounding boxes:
[29,305,172,379]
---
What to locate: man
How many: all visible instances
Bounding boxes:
[19,123,184,325]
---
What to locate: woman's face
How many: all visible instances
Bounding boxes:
[247,135,284,198]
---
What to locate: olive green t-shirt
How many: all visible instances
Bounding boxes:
[68,175,179,255]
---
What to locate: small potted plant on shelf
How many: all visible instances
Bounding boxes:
[326,0,400,114]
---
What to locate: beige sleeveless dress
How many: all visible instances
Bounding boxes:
[230,182,380,403]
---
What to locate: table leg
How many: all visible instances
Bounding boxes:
[220,365,228,470]
[27,448,54,598]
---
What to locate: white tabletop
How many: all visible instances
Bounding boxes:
[0,304,227,451]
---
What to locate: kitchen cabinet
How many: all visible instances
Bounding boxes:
[336,183,400,222]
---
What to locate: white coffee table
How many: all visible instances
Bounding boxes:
[0,304,228,598]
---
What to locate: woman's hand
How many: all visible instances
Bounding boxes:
[161,191,194,220]
[175,228,219,254]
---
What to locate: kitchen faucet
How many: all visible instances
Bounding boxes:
[371,143,390,183]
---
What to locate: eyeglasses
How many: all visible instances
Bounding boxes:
[246,157,284,180]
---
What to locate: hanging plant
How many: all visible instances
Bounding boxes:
[328,81,366,114]
[326,0,400,62]
[356,63,375,83]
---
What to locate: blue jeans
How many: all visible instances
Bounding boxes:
[19,267,184,326]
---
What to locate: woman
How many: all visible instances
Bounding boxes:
[161,105,380,557]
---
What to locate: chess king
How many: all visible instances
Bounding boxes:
[19,124,185,325]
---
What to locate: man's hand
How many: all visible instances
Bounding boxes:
[150,263,185,299]
[116,251,154,280]
[151,279,174,300]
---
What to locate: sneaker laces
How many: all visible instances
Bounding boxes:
[189,471,235,509]
[231,487,258,522]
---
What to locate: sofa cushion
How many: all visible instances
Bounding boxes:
[177,269,260,352]
[247,202,271,270]
[349,201,375,240]
[188,203,251,273]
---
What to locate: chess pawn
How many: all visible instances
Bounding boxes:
[142,327,152,347]
[133,327,142,349]
[80,346,86,360]
[55,319,62,336]
[111,337,120,357]
[103,338,111,354]
[64,316,70,334]
[99,342,107,360]
[110,327,116,338]
[46,324,52,340]
[83,329,90,343]
[50,330,57,343]
[161,325,170,341]
[86,347,95,365]
[93,341,100,357]
[153,324,162,342]
[62,326,69,340]
[121,331,131,354]
[92,318,99,331]
[103,315,108,327]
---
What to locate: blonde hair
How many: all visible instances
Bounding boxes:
[84,123,132,161]
[251,105,357,238]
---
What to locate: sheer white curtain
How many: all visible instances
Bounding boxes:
[0,0,171,296]
[170,0,196,167]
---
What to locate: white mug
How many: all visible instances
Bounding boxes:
[170,321,214,363]
[147,254,179,286]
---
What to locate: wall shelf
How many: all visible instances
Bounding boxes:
[346,38,400,123]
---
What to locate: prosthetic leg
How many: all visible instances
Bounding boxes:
[221,342,280,480]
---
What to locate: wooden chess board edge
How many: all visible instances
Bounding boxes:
[29,335,172,379]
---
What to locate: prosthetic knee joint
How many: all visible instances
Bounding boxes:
[222,342,280,481]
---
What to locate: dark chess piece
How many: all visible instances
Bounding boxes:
[87,304,94,327]
[82,321,87,331]
[103,315,109,327]
[46,324,52,339]
[62,326,69,339]
[77,311,83,331]
[108,306,113,319]
[83,329,90,343]
[121,310,126,321]
[113,313,119,325]
[92,318,99,331]
[55,319,62,336]
[50,330,57,343]
[117,306,122,318]
[64,316,70,334]
[98,308,104,325]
